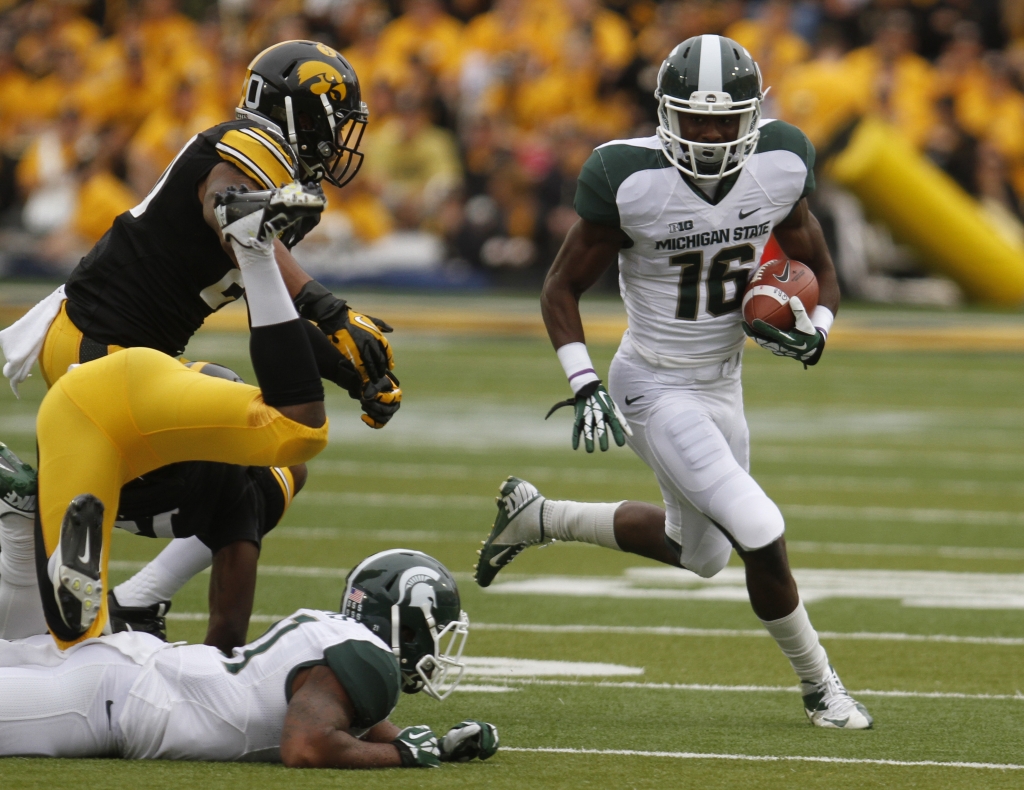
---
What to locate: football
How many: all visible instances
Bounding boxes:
[741,258,819,331]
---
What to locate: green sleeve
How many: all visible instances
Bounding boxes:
[323,640,401,728]
[756,120,816,198]
[574,149,621,227]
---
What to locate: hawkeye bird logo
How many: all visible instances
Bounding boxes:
[297,61,348,103]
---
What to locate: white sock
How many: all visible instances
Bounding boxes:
[113,536,212,607]
[759,600,830,685]
[0,511,47,638]
[230,239,298,328]
[541,500,623,550]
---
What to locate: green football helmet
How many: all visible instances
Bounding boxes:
[237,40,368,188]
[656,34,763,181]
[342,549,469,701]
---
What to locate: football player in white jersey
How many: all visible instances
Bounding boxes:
[0,550,499,768]
[475,35,872,730]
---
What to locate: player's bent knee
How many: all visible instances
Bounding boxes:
[729,502,785,553]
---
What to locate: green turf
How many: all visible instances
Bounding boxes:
[2,302,1024,789]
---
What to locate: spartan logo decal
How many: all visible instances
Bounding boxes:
[398,566,442,617]
[297,60,348,103]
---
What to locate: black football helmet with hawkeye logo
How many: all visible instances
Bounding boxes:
[237,40,368,188]
[342,549,469,701]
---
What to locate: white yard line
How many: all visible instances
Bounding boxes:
[501,678,1024,702]
[471,622,1024,646]
[501,746,1024,771]
[290,492,1024,527]
[786,541,1024,561]
[307,459,1024,496]
[161,612,1024,646]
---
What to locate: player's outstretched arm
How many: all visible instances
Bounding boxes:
[541,218,626,348]
[747,200,839,366]
[281,665,408,768]
[541,219,633,452]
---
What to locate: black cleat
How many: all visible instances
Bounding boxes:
[106,590,170,641]
[52,494,105,634]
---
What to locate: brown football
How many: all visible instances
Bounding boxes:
[742,258,819,331]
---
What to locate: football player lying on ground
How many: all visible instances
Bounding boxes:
[0,550,499,768]
[0,436,304,653]
[0,40,399,647]
[476,35,872,730]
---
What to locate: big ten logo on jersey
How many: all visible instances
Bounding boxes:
[655,221,770,252]
[200,269,245,311]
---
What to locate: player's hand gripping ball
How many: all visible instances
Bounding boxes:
[742,259,826,367]
[741,258,818,330]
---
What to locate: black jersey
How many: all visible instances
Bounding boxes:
[65,120,297,356]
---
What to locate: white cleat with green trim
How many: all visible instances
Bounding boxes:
[474,476,549,588]
[802,667,873,729]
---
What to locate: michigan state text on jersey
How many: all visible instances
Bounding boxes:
[476,34,871,731]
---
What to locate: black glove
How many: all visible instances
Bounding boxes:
[292,281,395,386]
[360,373,401,429]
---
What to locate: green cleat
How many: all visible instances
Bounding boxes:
[474,476,548,588]
[0,443,37,521]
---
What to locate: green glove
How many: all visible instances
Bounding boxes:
[439,720,500,762]
[392,725,441,768]
[546,380,632,453]
[743,296,825,367]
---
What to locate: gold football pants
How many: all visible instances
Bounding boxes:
[36,346,328,647]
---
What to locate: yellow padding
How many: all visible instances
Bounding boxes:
[828,117,1024,306]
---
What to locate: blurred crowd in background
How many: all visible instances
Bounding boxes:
[0,0,1019,296]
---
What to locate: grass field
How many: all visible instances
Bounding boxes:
[2,294,1024,789]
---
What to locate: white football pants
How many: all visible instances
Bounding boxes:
[0,635,141,756]
[608,338,785,577]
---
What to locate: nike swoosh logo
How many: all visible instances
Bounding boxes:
[106,699,114,729]
[738,208,761,219]
[624,395,645,405]
[489,547,514,567]
[78,533,91,565]
[353,315,378,332]
[773,259,791,283]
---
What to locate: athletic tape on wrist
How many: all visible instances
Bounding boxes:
[811,305,834,339]
[556,342,600,394]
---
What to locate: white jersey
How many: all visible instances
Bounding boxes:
[120,609,399,762]
[575,119,814,367]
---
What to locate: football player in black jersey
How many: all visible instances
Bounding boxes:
[1,42,401,650]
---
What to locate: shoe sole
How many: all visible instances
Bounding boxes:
[474,476,538,588]
[54,494,105,634]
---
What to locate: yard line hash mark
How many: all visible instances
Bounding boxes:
[502,747,1024,771]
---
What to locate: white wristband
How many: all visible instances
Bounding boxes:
[556,342,600,394]
[811,305,834,339]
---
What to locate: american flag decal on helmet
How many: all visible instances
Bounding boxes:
[347,587,364,604]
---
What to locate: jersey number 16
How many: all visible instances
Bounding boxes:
[669,243,755,321]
